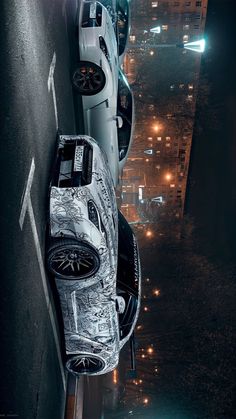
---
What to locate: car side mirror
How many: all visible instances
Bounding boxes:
[115,296,125,313]
[114,115,123,128]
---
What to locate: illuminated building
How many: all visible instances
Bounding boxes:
[121,0,208,224]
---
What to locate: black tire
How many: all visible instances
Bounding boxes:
[66,354,105,376]
[47,239,100,280]
[72,61,106,95]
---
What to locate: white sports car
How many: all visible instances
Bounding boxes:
[47,134,118,286]
[46,136,141,375]
[72,1,121,186]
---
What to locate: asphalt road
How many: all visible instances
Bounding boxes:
[0,1,83,418]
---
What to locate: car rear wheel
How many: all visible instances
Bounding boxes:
[66,354,105,375]
[72,61,105,95]
[47,239,100,280]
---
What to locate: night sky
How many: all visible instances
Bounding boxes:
[113,0,236,418]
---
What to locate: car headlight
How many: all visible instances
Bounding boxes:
[99,36,112,69]
[82,2,102,28]
[88,200,100,229]
[99,37,109,60]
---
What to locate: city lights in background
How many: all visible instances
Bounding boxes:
[143,397,149,405]
[150,26,161,34]
[133,379,143,385]
[153,123,161,132]
[149,50,155,56]
[153,289,160,296]
[165,172,172,181]
[183,38,206,53]
[145,230,153,238]
[147,347,154,355]
[143,306,149,312]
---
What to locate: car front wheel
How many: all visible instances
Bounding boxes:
[66,354,105,375]
[47,239,100,280]
[72,61,106,95]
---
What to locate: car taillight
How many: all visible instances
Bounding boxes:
[82,2,102,28]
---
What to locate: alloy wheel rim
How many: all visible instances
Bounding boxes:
[73,66,102,92]
[68,356,104,374]
[50,246,97,278]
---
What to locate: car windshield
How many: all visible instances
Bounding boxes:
[117,72,133,161]
[117,0,129,55]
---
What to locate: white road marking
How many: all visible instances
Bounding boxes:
[27,198,66,391]
[19,158,35,230]
[19,158,66,391]
[47,52,58,130]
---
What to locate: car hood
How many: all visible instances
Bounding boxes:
[56,278,120,356]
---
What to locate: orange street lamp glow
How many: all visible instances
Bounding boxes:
[147,347,154,354]
[165,173,172,181]
[153,124,160,132]
[153,289,160,296]
[141,354,146,359]
[146,230,153,238]
[143,398,149,404]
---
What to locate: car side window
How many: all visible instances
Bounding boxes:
[117,73,133,161]
[118,291,138,340]
[117,0,129,55]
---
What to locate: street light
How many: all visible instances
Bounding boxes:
[165,172,172,181]
[180,39,206,53]
[132,38,206,54]
[153,123,161,132]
